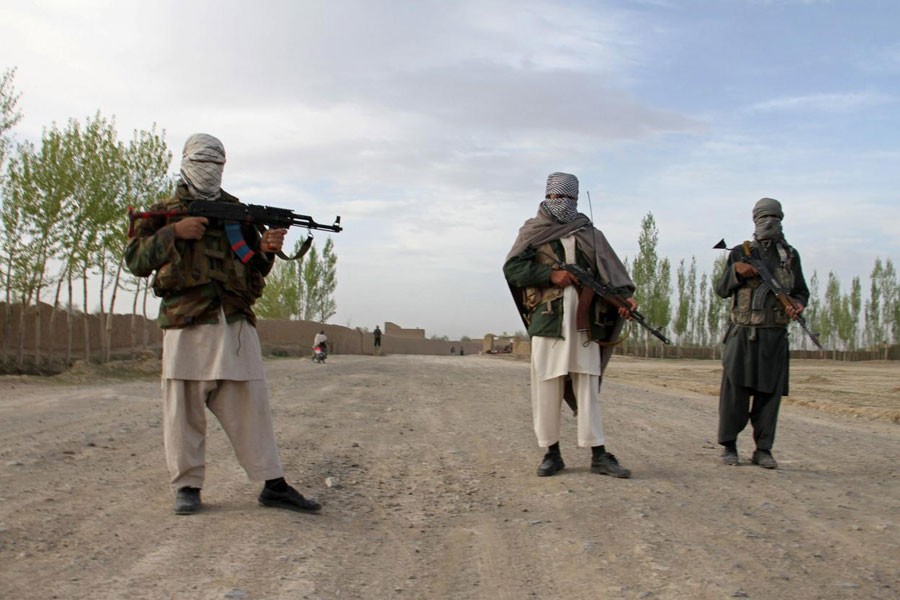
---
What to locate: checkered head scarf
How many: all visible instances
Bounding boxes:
[180,133,226,200]
[541,172,579,224]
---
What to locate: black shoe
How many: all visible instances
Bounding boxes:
[751,449,778,469]
[174,486,201,515]
[536,453,565,477]
[722,447,739,466]
[590,453,631,478]
[259,485,322,513]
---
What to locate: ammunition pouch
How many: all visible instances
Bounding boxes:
[151,220,260,301]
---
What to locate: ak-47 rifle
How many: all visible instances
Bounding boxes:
[714,238,823,349]
[127,200,342,260]
[536,248,672,345]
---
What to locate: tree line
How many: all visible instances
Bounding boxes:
[2,67,896,369]
[627,213,899,359]
[0,68,338,371]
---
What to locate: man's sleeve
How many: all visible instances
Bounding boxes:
[124,221,177,278]
[503,247,552,288]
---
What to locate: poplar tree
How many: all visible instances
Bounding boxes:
[707,254,729,358]
[256,238,307,320]
[108,126,172,360]
[301,237,338,324]
[632,212,671,356]
[878,259,898,355]
[4,131,71,367]
[864,259,883,350]
[0,67,23,366]
[804,271,822,352]
[695,271,709,348]
[674,258,689,350]
[822,272,841,357]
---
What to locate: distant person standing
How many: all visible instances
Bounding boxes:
[373,325,382,349]
[504,172,635,479]
[716,197,810,469]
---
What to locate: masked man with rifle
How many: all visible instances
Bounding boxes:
[124,133,321,515]
[504,172,636,479]
[715,197,810,469]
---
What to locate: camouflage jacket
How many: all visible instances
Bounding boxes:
[124,184,275,329]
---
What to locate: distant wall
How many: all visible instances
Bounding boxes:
[384,321,426,339]
[0,302,162,362]
[256,320,479,357]
[0,302,481,369]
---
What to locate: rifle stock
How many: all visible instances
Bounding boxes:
[539,252,671,345]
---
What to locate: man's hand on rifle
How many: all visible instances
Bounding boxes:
[173,217,208,240]
[785,299,805,319]
[619,297,638,319]
[260,228,288,254]
[734,262,758,279]
[550,268,579,288]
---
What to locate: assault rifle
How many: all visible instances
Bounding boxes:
[127,200,342,260]
[128,200,342,237]
[714,239,822,349]
[536,249,671,345]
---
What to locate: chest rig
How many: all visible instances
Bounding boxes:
[150,197,254,298]
[522,242,565,315]
[732,240,795,327]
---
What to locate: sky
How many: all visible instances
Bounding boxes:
[2,0,898,340]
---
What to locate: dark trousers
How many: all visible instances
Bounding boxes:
[718,374,782,451]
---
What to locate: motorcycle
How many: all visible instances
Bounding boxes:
[312,344,327,364]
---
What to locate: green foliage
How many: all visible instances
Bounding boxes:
[256,238,306,319]
[865,259,883,349]
[706,254,729,348]
[631,212,672,354]
[0,67,22,170]
[878,259,898,346]
[1,104,171,360]
[258,236,339,324]
[301,237,338,323]
[804,271,822,351]
[674,258,689,343]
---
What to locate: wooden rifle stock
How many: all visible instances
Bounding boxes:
[553,260,671,345]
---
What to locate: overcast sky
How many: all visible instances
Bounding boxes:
[2,0,898,339]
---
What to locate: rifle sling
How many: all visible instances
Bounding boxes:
[277,234,314,261]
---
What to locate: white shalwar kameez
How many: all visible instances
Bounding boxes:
[530,235,605,448]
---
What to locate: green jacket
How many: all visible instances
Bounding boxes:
[503,239,619,341]
[124,184,275,329]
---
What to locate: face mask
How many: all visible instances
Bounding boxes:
[754,216,783,241]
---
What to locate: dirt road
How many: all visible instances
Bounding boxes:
[0,354,897,599]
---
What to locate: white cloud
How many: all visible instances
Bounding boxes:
[2,0,898,339]
[747,91,895,113]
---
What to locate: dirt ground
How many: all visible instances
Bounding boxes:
[0,353,897,600]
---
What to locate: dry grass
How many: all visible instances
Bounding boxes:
[610,356,900,423]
